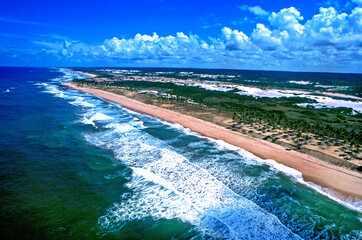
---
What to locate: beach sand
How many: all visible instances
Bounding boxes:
[70,70,97,78]
[62,82,362,198]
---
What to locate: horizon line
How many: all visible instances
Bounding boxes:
[0,65,361,75]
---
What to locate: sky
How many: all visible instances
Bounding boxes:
[0,0,361,73]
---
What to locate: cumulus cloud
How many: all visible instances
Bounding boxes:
[15,4,361,72]
[251,24,282,50]
[349,7,362,31]
[102,32,210,60]
[304,7,362,49]
[218,27,249,50]
[239,5,269,17]
[269,7,305,36]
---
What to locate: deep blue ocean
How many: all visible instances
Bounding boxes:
[0,67,361,239]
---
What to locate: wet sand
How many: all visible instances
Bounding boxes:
[62,82,362,198]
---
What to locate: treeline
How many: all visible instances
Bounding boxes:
[73,79,362,147]
[72,67,362,96]
[126,68,362,96]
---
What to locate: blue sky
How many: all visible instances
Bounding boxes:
[0,0,361,73]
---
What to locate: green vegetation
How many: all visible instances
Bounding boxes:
[73,79,361,148]
[71,67,362,96]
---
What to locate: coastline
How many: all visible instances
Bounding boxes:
[61,82,362,199]
[68,70,97,78]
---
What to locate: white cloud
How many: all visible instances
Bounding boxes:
[218,27,249,50]
[251,24,282,50]
[269,7,305,36]
[15,5,361,72]
[239,5,269,17]
[349,7,362,30]
[303,7,362,49]
[102,32,210,61]
[31,40,63,49]
[248,6,269,16]
[352,0,362,7]
[63,40,71,49]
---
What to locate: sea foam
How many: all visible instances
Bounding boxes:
[85,93,362,213]
[85,120,299,239]
[154,115,362,212]
[40,68,362,238]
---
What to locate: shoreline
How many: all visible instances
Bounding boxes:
[69,70,97,78]
[61,82,362,199]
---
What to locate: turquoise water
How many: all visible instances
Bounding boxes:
[0,67,361,239]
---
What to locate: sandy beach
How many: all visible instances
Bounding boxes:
[62,82,362,198]
[69,70,97,78]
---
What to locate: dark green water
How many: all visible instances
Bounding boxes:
[0,67,361,239]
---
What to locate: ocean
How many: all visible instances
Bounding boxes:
[0,67,361,239]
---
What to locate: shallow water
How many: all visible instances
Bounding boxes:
[0,67,361,239]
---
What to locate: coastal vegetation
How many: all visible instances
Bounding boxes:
[74,80,361,144]
[72,71,361,172]
[73,67,362,97]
